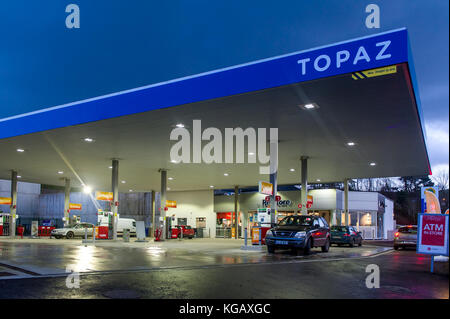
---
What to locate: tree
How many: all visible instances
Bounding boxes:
[400,176,434,192]
[432,169,449,190]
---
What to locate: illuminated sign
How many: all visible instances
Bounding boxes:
[0,197,12,205]
[417,214,449,256]
[95,191,113,201]
[421,186,441,213]
[69,203,82,210]
[258,181,273,196]
[298,195,314,209]
[166,200,177,208]
[263,196,292,208]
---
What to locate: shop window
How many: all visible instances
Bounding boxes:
[360,212,375,226]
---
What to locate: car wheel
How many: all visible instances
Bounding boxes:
[349,239,355,247]
[66,232,74,239]
[358,241,362,247]
[303,238,312,255]
[394,245,399,250]
[267,245,275,254]
[321,238,330,252]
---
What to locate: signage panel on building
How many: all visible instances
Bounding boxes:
[95,191,113,201]
[69,203,82,210]
[258,181,273,196]
[417,213,449,256]
[166,200,177,208]
[0,197,12,205]
[421,186,441,213]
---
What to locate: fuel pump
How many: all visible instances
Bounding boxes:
[0,214,10,236]
[97,211,116,239]
[0,213,18,236]
[257,208,271,245]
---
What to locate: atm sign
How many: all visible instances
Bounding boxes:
[417,214,449,256]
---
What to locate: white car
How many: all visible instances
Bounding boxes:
[51,223,95,239]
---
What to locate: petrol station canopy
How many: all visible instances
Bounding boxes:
[0,28,430,192]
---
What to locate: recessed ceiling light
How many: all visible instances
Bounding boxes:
[175,123,185,128]
[168,177,174,180]
[210,185,214,188]
[17,175,22,178]
[170,160,178,163]
[108,166,113,169]
[167,187,171,190]
[58,171,64,174]
[316,179,321,182]
[129,189,133,192]
[289,168,295,172]
[299,103,319,110]
[224,173,229,176]
[16,148,25,152]
[121,180,126,183]
[248,152,255,156]
[83,185,92,194]
[347,142,356,146]
[369,162,376,166]
[83,137,94,142]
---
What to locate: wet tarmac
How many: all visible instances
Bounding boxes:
[0,238,391,276]
[0,248,448,299]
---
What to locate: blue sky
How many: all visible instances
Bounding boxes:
[0,0,448,174]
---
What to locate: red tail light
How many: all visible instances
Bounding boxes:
[394,232,399,237]
[343,233,350,237]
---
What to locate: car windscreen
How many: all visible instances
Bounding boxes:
[398,226,417,234]
[278,216,314,226]
[331,226,348,232]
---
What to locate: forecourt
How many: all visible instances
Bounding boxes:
[0,28,430,238]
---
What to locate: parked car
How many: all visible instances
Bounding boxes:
[330,226,363,247]
[171,225,195,239]
[265,215,331,255]
[394,225,417,250]
[51,223,95,239]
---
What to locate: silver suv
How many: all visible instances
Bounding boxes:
[51,223,95,239]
